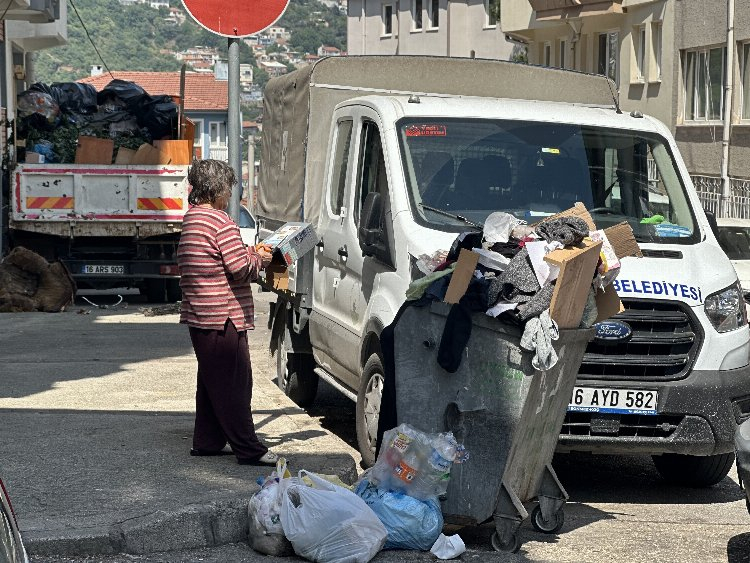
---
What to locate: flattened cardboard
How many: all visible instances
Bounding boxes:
[75,136,114,165]
[444,249,480,304]
[603,221,642,258]
[114,147,136,165]
[595,283,625,323]
[544,239,603,329]
[537,202,596,231]
[133,143,164,165]
[264,260,289,291]
[154,140,192,165]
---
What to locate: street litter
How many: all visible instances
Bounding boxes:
[430,533,466,560]
[0,246,75,312]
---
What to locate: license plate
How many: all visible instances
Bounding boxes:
[82,264,125,275]
[568,386,658,415]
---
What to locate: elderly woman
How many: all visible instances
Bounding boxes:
[177,159,277,466]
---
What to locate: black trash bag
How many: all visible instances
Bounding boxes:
[50,82,98,114]
[136,95,178,140]
[27,82,56,97]
[97,79,149,110]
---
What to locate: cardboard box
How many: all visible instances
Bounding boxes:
[544,239,603,329]
[264,257,289,291]
[595,283,625,323]
[154,140,192,165]
[444,249,480,304]
[114,147,136,165]
[538,202,596,231]
[262,222,318,267]
[603,221,642,258]
[75,136,114,165]
[25,152,44,163]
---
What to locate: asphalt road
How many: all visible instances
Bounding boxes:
[14,289,750,562]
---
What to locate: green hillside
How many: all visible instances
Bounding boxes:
[34,0,346,84]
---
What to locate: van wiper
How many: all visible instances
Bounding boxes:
[419,203,484,230]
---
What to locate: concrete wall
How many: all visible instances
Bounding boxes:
[347,0,513,58]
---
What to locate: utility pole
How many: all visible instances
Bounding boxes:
[247,135,256,213]
[227,37,242,222]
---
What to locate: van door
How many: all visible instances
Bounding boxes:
[311,108,395,389]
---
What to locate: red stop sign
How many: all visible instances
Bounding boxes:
[181,0,289,37]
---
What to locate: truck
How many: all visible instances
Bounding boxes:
[2,84,190,301]
[256,55,750,487]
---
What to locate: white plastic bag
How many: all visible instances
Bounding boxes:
[247,459,294,556]
[279,470,387,563]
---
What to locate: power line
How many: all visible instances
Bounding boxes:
[68,0,115,80]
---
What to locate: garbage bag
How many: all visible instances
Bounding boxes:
[136,95,178,140]
[51,82,98,114]
[354,479,443,551]
[248,481,294,557]
[32,141,56,163]
[97,79,149,109]
[17,90,60,128]
[279,470,387,563]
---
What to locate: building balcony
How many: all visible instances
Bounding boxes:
[209,146,228,161]
[6,0,67,51]
[527,0,623,21]
[4,0,59,23]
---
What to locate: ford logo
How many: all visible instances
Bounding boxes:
[593,320,633,344]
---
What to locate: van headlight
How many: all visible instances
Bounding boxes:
[705,281,748,333]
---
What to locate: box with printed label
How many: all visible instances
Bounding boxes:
[262,222,319,267]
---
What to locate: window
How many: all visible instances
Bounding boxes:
[329,119,353,215]
[210,122,227,146]
[684,47,725,121]
[382,4,393,35]
[428,0,439,29]
[743,44,750,119]
[543,43,551,67]
[635,25,646,81]
[598,31,619,84]
[192,118,203,158]
[559,39,567,69]
[485,0,498,27]
[652,22,662,80]
[356,121,389,222]
[412,0,422,31]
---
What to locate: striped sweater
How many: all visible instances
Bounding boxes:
[177,206,262,330]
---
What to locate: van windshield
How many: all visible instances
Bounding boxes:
[398,118,698,243]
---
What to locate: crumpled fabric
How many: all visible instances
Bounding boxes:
[487,248,540,306]
[535,216,589,246]
[517,282,555,321]
[521,310,560,371]
[579,287,598,328]
[483,212,525,244]
[406,264,456,300]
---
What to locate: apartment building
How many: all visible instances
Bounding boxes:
[502,0,750,217]
[347,0,514,59]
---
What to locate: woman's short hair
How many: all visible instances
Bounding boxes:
[187,159,236,205]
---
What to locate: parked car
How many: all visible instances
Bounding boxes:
[238,204,258,247]
[0,478,28,563]
[716,218,750,293]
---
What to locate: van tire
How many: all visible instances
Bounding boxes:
[275,331,318,408]
[652,452,735,487]
[356,354,384,468]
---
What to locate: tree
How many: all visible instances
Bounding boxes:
[254,68,270,89]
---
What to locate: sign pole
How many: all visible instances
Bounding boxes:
[227,37,242,222]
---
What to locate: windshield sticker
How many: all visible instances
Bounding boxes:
[612,279,703,304]
[405,124,447,137]
[654,223,692,238]
[541,147,560,154]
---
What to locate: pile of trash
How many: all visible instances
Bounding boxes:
[248,424,468,562]
[0,247,75,312]
[409,203,641,372]
[17,79,178,164]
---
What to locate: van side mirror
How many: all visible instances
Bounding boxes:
[705,210,720,239]
[359,192,383,254]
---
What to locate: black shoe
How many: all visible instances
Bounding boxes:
[190,448,232,457]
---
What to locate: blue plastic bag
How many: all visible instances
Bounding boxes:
[355,479,443,551]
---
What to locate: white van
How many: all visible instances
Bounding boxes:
[256,56,750,486]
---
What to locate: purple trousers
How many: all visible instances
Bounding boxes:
[188,320,268,462]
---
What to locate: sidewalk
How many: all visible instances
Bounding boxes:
[0,292,359,557]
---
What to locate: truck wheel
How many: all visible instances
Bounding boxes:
[652,452,735,487]
[144,279,166,303]
[276,331,318,408]
[356,354,384,468]
[166,279,181,302]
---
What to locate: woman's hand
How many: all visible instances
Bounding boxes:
[254,243,274,268]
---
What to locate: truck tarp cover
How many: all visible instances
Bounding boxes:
[258,55,616,232]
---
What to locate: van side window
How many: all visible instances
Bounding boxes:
[329,119,354,215]
[356,120,389,224]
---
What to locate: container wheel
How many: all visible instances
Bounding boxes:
[531,505,564,534]
[275,331,318,408]
[356,353,384,468]
[491,531,521,553]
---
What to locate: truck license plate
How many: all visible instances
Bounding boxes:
[568,386,658,415]
[82,264,125,275]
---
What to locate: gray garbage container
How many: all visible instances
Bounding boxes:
[393,301,593,552]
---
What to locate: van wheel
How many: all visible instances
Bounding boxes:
[652,452,735,487]
[276,331,318,408]
[356,354,384,468]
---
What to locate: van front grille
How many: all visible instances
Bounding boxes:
[561,412,684,438]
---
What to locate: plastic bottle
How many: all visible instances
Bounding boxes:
[426,433,458,497]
